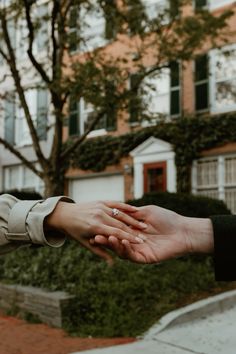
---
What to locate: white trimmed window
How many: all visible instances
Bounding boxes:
[210,45,236,113]
[3,164,43,193]
[68,96,116,137]
[192,155,236,214]
[194,0,234,10]
[142,0,168,20]
[69,1,107,53]
[14,88,48,146]
[129,62,180,123]
[194,44,236,114]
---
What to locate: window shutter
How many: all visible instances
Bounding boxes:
[129,73,142,123]
[37,89,47,141]
[195,0,207,9]
[36,4,48,52]
[69,97,80,136]
[7,19,16,50]
[69,5,79,52]
[103,0,117,40]
[194,54,209,112]
[169,0,180,18]
[105,81,117,131]
[170,61,180,116]
[5,95,15,145]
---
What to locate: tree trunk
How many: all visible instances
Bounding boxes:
[43,173,65,198]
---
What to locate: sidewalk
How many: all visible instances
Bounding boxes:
[71,289,236,354]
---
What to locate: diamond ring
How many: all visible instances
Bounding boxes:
[112,208,119,217]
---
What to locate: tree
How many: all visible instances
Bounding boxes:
[0,0,233,197]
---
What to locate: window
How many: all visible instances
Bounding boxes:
[143,0,168,21]
[17,18,28,59]
[192,155,236,214]
[194,0,207,9]
[35,4,48,53]
[4,93,15,145]
[211,46,236,113]
[69,1,108,53]
[129,62,180,123]
[36,89,48,141]
[194,54,209,112]
[3,164,41,192]
[14,88,48,146]
[194,0,234,10]
[68,97,116,137]
[5,165,19,190]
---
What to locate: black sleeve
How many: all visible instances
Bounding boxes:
[210,215,236,281]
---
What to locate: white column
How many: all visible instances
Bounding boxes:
[191,160,197,195]
[134,163,144,199]
[218,156,224,200]
[167,156,177,192]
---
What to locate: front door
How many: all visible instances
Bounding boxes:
[144,161,167,193]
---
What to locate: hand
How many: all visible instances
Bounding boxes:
[45,200,147,264]
[91,205,214,263]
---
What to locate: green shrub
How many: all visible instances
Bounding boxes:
[0,190,42,200]
[128,191,231,217]
[0,192,231,337]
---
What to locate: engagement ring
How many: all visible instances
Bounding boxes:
[112,208,119,217]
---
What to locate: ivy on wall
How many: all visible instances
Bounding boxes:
[68,113,236,193]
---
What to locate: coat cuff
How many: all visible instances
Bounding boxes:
[6,196,74,248]
[210,215,236,281]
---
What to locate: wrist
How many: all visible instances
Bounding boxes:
[44,201,68,234]
[182,216,214,254]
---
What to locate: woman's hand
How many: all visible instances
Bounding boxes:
[91,205,214,263]
[45,201,147,263]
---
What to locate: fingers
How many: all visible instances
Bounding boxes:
[104,201,138,213]
[92,235,109,246]
[93,236,139,262]
[102,225,144,244]
[109,208,147,231]
[80,239,113,265]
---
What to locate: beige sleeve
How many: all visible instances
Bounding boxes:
[0,194,74,255]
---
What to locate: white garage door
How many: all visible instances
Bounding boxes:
[69,174,125,203]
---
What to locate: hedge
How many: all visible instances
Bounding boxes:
[0,192,232,337]
[128,191,231,217]
[0,190,42,200]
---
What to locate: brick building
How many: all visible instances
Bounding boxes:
[1,0,236,212]
[65,0,236,214]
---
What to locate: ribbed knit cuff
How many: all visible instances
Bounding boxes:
[210,215,236,281]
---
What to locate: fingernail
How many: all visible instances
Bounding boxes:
[139,222,148,229]
[135,237,144,244]
[138,234,147,241]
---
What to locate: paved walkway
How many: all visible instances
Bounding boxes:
[71,289,236,354]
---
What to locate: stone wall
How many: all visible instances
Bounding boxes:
[0,283,75,328]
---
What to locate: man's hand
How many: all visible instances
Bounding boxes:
[91,205,214,263]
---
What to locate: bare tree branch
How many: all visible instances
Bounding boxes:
[0,11,47,168]
[0,137,42,178]
[61,109,106,161]
[22,0,51,84]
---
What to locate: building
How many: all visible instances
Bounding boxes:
[65,0,236,214]
[0,0,236,213]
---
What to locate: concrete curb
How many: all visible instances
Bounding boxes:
[144,289,236,340]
